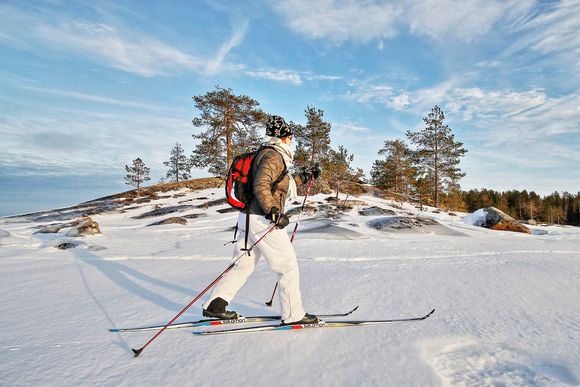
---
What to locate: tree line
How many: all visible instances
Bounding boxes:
[463,189,580,225]
[123,85,579,226]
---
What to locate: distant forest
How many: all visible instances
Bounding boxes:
[463,189,580,226]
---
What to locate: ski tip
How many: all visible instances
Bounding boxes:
[426,309,436,318]
[132,348,143,358]
[352,306,360,313]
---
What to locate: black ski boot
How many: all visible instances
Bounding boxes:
[203,297,239,319]
[282,313,320,325]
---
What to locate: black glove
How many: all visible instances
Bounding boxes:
[267,207,290,229]
[310,163,321,179]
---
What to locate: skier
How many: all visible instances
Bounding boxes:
[202,115,321,325]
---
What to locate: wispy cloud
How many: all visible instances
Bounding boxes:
[271,0,402,43]
[502,0,580,80]
[271,0,535,43]
[407,0,535,42]
[0,103,193,178]
[245,68,341,85]
[18,86,182,112]
[205,19,249,75]
[0,3,241,77]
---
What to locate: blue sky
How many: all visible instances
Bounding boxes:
[1,0,580,216]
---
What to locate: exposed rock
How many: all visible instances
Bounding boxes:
[368,216,463,236]
[66,217,101,237]
[35,225,63,234]
[195,198,227,208]
[36,217,93,234]
[183,213,207,219]
[148,217,188,226]
[56,242,80,250]
[216,207,238,214]
[324,196,367,207]
[131,197,152,204]
[464,207,531,234]
[132,205,194,219]
[358,206,397,216]
[286,205,318,217]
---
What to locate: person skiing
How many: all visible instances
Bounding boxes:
[202,115,321,325]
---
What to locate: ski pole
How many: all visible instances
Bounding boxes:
[132,224,277,357]
[265,176,315,306]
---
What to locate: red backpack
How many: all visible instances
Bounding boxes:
[225,146,287,211]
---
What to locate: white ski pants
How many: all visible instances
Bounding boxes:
[203,213,306,323]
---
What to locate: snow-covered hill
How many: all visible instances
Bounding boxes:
[1,187,579,386]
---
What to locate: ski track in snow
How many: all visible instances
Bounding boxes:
[1,188,579,386]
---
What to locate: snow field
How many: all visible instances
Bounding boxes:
[1,188,579,386]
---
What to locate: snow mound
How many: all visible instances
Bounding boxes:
[462,209,488,227]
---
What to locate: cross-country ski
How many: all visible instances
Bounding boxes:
[193,309,435,335]
[110,306,359,332]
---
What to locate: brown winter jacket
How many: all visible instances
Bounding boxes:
[248,147,306,216]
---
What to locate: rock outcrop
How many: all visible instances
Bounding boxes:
[463,207,531,234]
[148,217,188,226]
[66,217,101,237]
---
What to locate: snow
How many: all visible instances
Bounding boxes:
[1,188,579,386]
[462,208,488,227]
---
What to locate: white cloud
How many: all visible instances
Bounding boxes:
[245,68,341,85]
[271,0,402,43]
[503,0,580,78]
[246,69,304,85]
[0,3,243,77]
[34,21,204,77]
[408,0,535,42]
[18,86,182,112]
[205,20,250,75]
[270,0,535,43]
[0,104,192,178]
[345,76,580,169]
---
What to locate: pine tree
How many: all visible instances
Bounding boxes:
[164,142,191,183]
[370,139,415,196]
[190,86,266,176]
[293,106,332,169]
[406,105,467,207]
[322,145,357,198]
[124,157,151,196]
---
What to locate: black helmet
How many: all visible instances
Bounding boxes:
[266,115,293,138]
